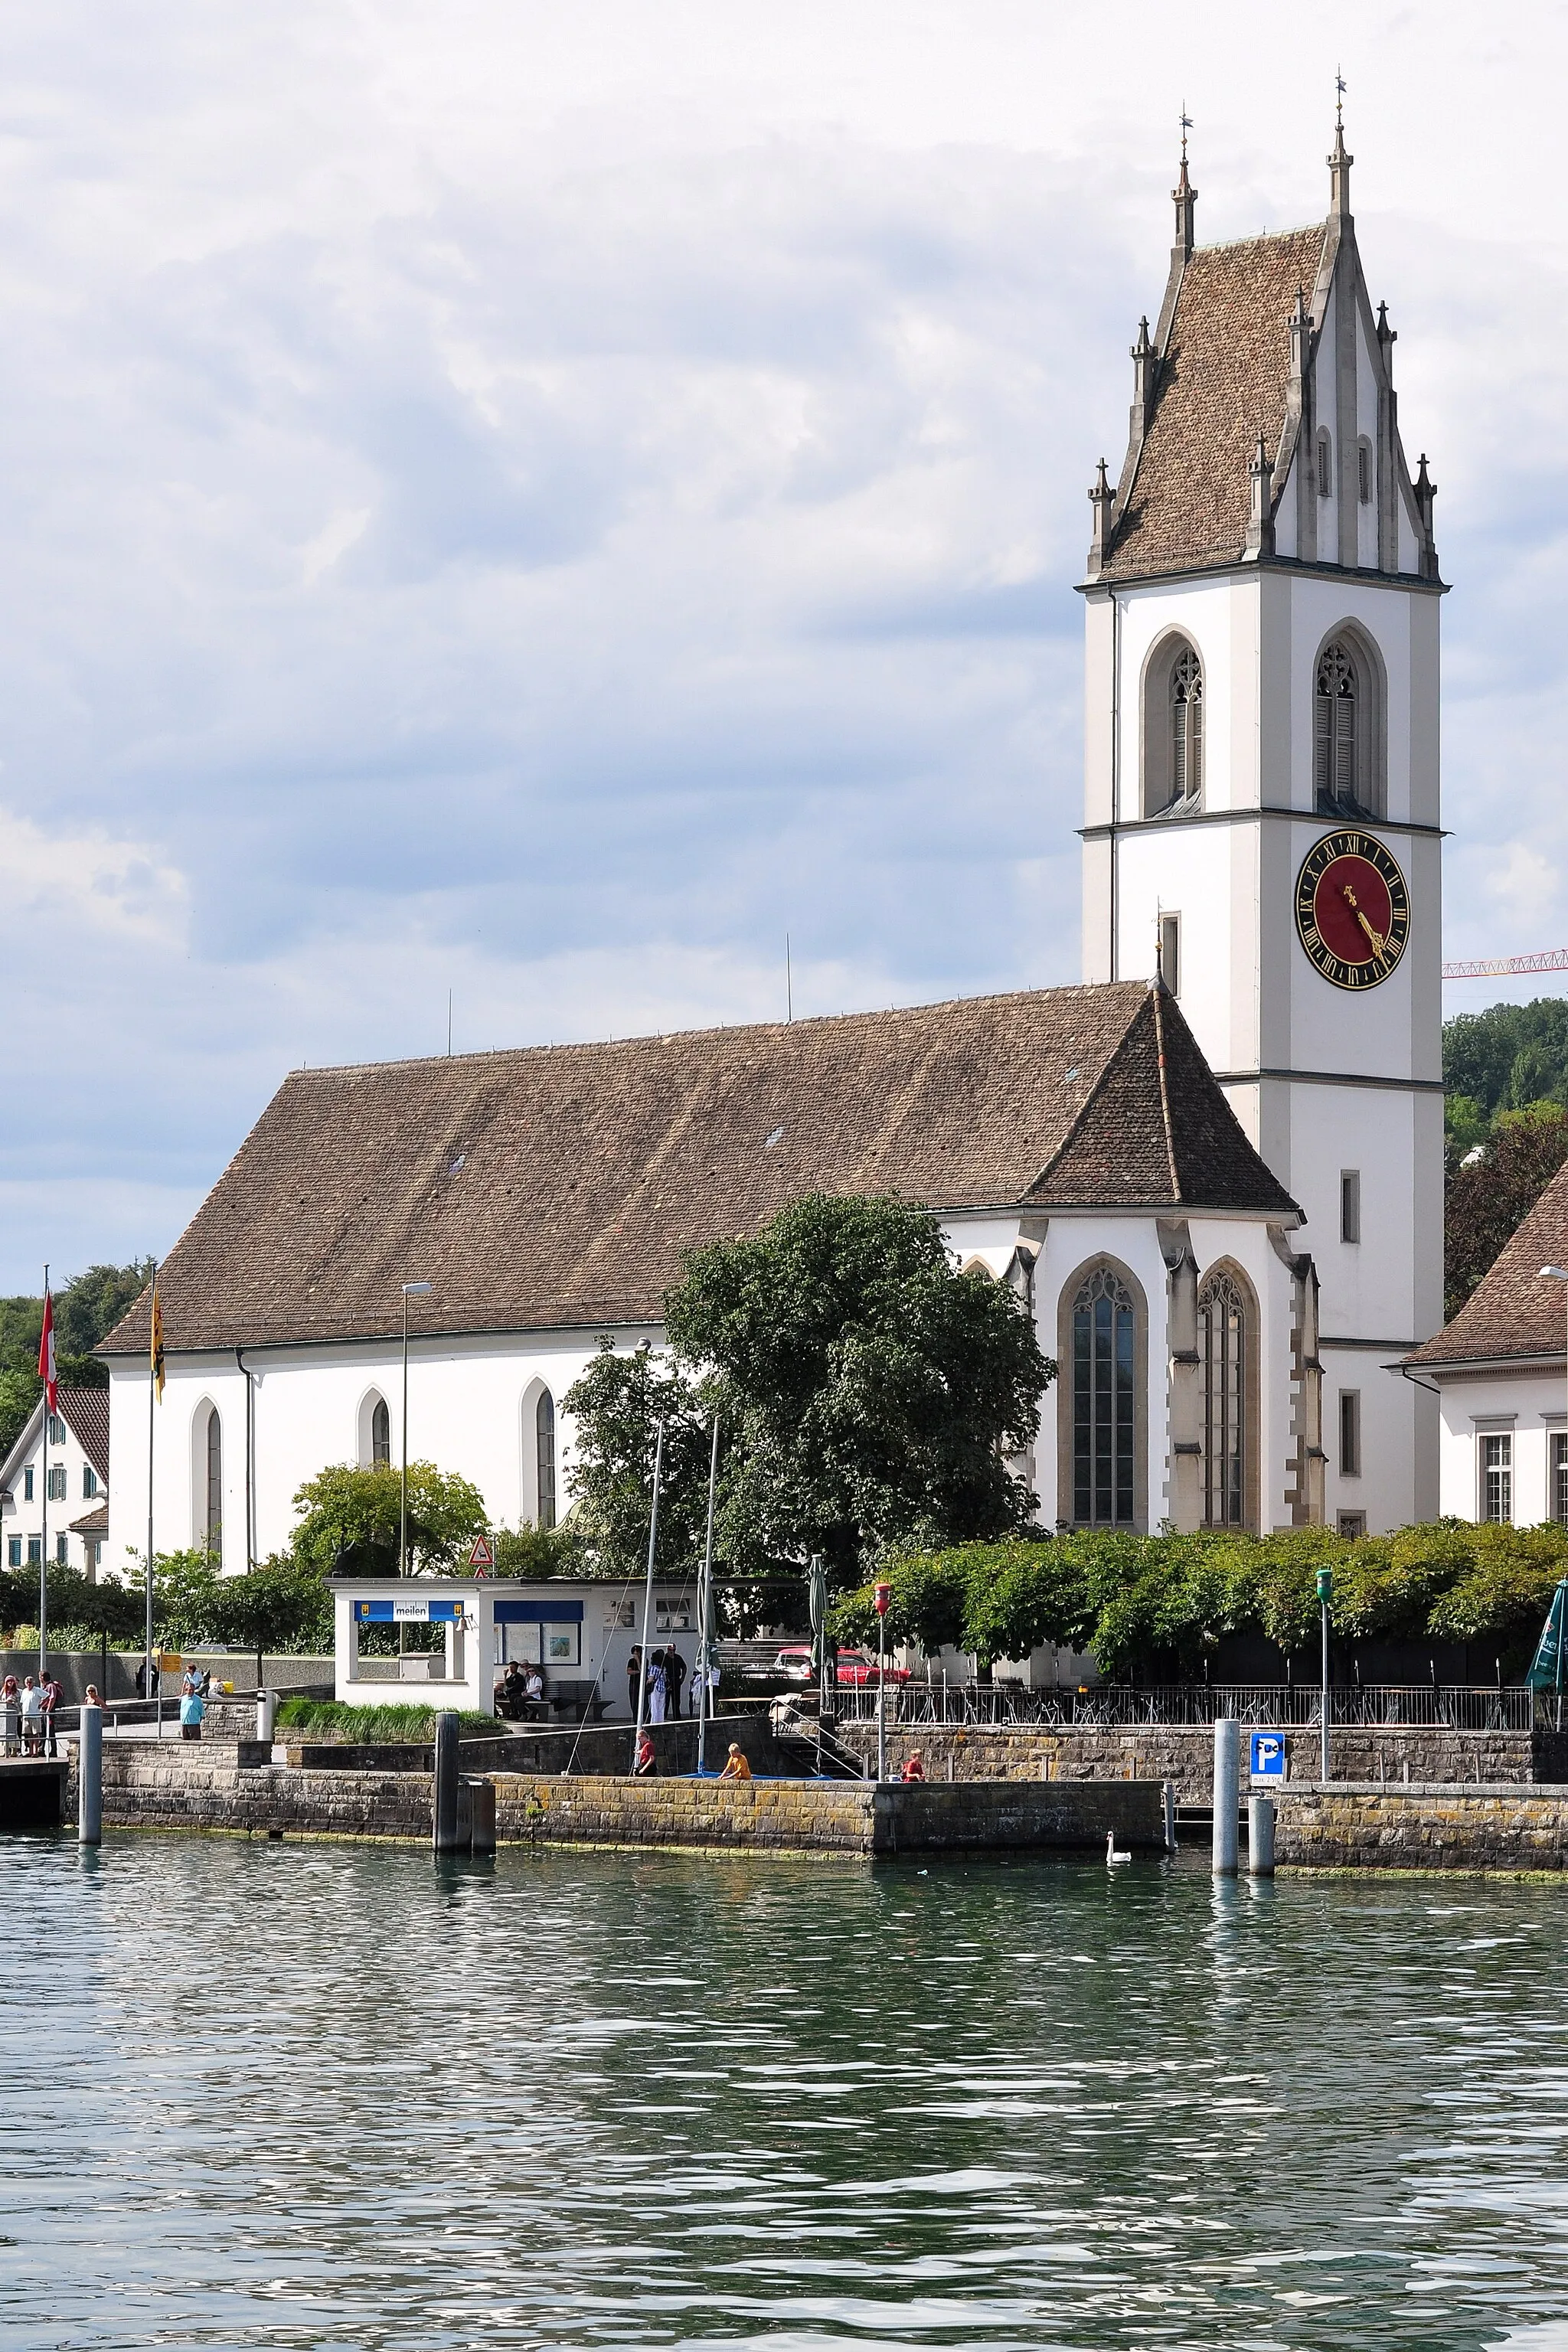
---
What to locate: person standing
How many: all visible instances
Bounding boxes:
[1,1674,20,1757]
[633,1730,657,1777]
[179,1681,205,1743]
[647,1650,667,1726]
[665,1646,687,1720]
[19,1676,44,1756]
[626,1645,644,1723]
[40,1670,62,1758]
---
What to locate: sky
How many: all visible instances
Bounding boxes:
[0,0,1563,1292]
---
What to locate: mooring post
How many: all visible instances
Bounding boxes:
[1247,1793,1276,1877]
[1212,1719,1239,1877]
[1162,1778,1177,1854]
[78,1703,102,1847]
[256,1688,276,1746]
[467,1775,496,1856]
[433,1710,461,1854]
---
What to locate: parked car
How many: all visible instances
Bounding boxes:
[758,1644,913,1687]
[828,1648,911,1688]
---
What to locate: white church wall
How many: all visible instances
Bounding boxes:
[107,1325,655,1579]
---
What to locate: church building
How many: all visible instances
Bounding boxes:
[100,123,1444,1567]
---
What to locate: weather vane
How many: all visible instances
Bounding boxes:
[1335,68,1346,126]
[1179,103,1192,162]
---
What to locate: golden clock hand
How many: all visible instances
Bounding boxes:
[1341,883,1387,958]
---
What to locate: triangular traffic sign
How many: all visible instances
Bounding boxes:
[468,1534,496,1572]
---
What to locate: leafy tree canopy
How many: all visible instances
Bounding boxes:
[566,1192,1054,1588]
[288,1462,488,1576]
[832,1521,1568,1681]
[1444,1102,1568,1322]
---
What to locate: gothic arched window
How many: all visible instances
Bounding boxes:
[1199,1270,1250,1528]
[1072,1266,1137,1526]
[371,1396,390,1468]
[1143,635,1205,817]
[1170,646,1204,805]
[1315,639,1358,810]
[204,1407,222,1561]
[536,1388,557,1530]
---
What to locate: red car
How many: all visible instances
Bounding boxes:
[772,1645,910,1687]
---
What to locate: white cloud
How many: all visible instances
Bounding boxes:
[0,0,1562,1283]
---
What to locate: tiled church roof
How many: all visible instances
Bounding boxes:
[1100,224,1328,580]
[1406,1162,1568,1370]
[100,982,1298,1356]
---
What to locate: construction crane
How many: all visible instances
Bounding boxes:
[1442,949,1568,980]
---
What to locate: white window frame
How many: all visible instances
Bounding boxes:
[1481,1432,1513,1524]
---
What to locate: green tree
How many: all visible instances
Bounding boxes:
[56,1259,155,1359]
[666,1192,1053,1583]
[562,1341,717,1577]
[491,1521,588,1579]
[288,1462,488,1575]
[1443,1103,1568,1321]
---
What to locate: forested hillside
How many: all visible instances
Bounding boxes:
[1443,998,1568,1321]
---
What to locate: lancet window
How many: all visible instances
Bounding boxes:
[1072,1266,1137,1526]
[1315,640,1358,810]
[1199,1271,1249,1529]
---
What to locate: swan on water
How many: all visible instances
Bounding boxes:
[1106,1829,1132,1864]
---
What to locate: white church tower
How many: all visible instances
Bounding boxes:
[1080,118,1443,1533]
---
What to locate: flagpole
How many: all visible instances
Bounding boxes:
[147,1262,158,1740]
[38,1264,48,1684]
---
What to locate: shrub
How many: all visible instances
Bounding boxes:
[274,1697,500,1742]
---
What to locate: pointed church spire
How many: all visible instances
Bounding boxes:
[1172,106,1197,260]
[1328,74,1353,217]
[1376,299,1396,374]
[1130,315,1156,440]
[1086,457,1116,577]
[1244,433,1275,560]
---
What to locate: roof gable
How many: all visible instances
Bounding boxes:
[1406,1162,1568,1370]
[100,982,1300,1357]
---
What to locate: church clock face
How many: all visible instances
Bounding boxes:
[1294,829,1410,989]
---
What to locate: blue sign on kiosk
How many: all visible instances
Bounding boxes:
[1250,1730,1285,1780]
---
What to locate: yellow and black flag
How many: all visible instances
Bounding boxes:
[149,1271,165,1403]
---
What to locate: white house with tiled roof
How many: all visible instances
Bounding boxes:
[97,123,1445,1570]
[0,1386,111,1577]
[1404,1162,1568,1526]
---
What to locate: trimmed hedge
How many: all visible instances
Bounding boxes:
[829,1523,1568,1679]
[275,1697,501,1743]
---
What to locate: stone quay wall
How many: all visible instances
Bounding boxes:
[83,1740,1165,1854]
[1274,1785,1568,1873]
[834,1721,1557,1800]
[491,1773,1165,1855]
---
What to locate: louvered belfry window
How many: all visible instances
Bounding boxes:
[1073,1266,1136,1525]
[1169,646,1204,803]
[1200,1272,1247,1527]
[1315,641,1357,808]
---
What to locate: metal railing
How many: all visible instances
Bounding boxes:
[824,1683,1538,1733]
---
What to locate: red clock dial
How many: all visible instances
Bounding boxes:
[1295,830,1410,988]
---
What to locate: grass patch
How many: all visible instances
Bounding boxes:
[275,1696,501,1743]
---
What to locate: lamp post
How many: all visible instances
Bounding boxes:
[874,1579,891,1783]
[400,1282,433,1579]
[1317,1564,1332,1784]
[1540,1269,1568,1537]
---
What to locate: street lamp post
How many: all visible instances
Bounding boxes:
[1316,1564,1332,1783]
[1540,1269,1568,1540]
[874,1579,891,1783]
[400,1282,433,1579]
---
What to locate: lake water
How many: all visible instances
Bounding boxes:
[4,1834,1568,2350]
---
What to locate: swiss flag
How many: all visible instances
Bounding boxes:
[38,1289,56,1413]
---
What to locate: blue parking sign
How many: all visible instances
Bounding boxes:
[1250,1730,1285,1780]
